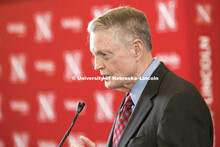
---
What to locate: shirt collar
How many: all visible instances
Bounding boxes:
[129,57,160,106]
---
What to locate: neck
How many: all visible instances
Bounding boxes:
[120,53,153,93]
[136,53,153,78]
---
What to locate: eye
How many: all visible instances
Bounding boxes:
[102,53,108,59]
[99,52,112,60]
[102,53,107,57]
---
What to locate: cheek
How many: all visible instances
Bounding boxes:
[108,58,136,76]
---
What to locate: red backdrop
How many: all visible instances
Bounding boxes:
[0,0,219,146]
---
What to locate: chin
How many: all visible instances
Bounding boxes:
[104,81,128,92]
[104,81,113,89]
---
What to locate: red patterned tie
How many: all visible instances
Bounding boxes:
[112,94,134,147]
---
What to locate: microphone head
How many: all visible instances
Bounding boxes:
[77,102,85,113]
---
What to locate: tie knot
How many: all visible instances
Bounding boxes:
[124,94,134,107]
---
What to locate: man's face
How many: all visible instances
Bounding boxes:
[90,31,138,92]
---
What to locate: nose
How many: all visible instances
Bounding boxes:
[94,56,104,71]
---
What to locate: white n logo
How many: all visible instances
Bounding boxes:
[196,3,212,25]
[37,92,56,122]
[94,91,114,122]
[156,0,178,32]
[63,50,83,82]
[9,54,27,84]
[34,12,53,43]
[12,132,29,147]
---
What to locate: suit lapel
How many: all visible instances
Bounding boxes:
[106,63,169,147]
[118,63,169,147]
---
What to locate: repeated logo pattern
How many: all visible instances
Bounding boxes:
[0,0,217,146]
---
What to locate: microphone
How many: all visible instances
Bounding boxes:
[58,102,86,147]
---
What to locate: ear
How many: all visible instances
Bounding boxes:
[132,39,144,59]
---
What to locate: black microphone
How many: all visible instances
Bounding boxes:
[58,102,85,147]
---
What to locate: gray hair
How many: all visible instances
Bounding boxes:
[87,6,152,51]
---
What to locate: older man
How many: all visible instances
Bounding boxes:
[73,7,213,147]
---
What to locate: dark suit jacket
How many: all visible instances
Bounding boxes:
[106,63,213,147]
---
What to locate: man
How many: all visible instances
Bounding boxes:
[72,7,213,147]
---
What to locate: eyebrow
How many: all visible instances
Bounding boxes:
[93,50,112,55]
[96,51,105,55]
